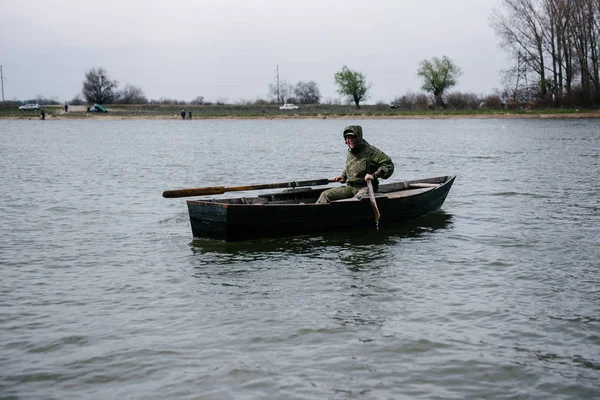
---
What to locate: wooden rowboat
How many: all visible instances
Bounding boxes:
[185,175,456,241]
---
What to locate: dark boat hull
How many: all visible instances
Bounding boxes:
[187,175,456,241]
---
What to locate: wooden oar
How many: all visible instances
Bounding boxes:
[366,179,381,224]
[163,178,331,198]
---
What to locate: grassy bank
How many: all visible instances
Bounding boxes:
[1,103,599,120]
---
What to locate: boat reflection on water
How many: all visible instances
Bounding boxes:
[189,211,453,264]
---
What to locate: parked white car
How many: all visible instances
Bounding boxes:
[19,103,40,111]
[279,103,299,110]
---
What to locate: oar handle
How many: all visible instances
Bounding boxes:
[162,186,227,198]
[163,178,332,198]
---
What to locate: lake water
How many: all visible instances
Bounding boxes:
[1,118,599,399]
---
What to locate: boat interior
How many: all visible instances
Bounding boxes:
[189,176,453,206]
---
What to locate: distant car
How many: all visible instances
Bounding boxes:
[279,103,299,110]
[19,103,40,111]
[87,104,108,113]
[389,103,398,109]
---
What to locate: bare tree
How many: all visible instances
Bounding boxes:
[500,49,534,105]
[445,92,481,110]
[190,96,205,105]
[82,67,118,104]
[268,80,293,103]
[391,92,418,110]
[117,84,147,104]
[491,0,549,98]
[568,0,600,104]
[294,81,321,104]
[492,0,600,106]
[34,95,60,105]
[70,93,84,105]
[542,0,574,105]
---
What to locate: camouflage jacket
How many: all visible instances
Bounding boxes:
[341,125,394,188]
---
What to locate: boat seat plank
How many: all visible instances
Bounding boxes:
[384,187,434,199]
[331,193,387,203]
[333,187,435,202]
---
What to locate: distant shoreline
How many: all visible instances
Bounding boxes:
[3,104,600,120]
[5,113,600,120]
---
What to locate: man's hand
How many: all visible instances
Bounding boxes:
[332,176,346,183]
[365,173,374,181]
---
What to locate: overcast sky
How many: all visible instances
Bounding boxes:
[1,0,507,104]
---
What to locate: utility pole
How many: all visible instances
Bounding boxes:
[0,65,4,102]
[276,65,280,104]
[100,75,104,103]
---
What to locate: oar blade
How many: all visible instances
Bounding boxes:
[366,180,381,222]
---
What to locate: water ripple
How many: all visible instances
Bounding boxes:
[1,119,599,399]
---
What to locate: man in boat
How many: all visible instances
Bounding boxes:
[316,125,394,204]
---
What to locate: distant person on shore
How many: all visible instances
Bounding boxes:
[316,125,394,204]
[40,109,46,120]
[180,109,186,120]
[64,104,68,113]
[188,111,192,120]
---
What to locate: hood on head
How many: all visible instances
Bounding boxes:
[342,125,363,143]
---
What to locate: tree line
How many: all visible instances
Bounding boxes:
[13,4,600,114]
[16,61,462,110]
[491,0,600,107]
[14,53,558,111]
